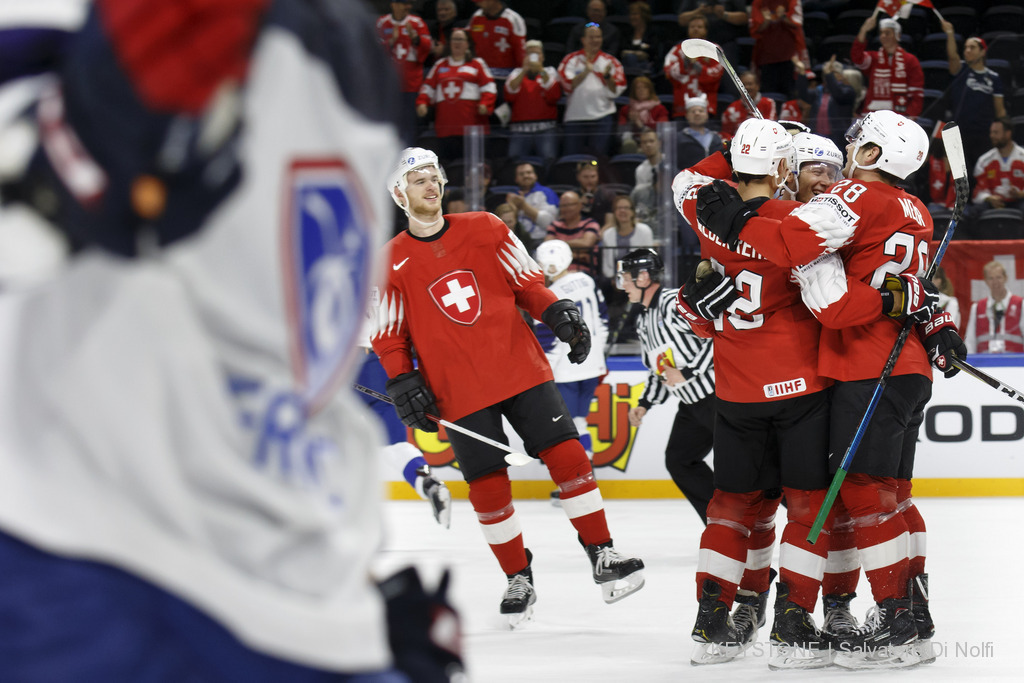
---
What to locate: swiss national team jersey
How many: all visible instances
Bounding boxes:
[972,143,1024,205]
[719,95,777,139]
[371,212,558,421]
[662,45,723,116]
[739,178,935,382]
[467,7,527,70]
[417,56,497,137]
[672,153,830,403]
[375,14,432,93]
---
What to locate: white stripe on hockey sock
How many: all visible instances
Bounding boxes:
[697,548,746,585]
[480,512,522,545]
[909,531,926,560]
[780,542,826,581]
[561,488,604,519]
[745,543,774,571]
[825,548,860,574]
[858,531,909,573]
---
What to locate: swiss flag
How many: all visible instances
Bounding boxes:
[876,0,934,19]
[876,0,903,17]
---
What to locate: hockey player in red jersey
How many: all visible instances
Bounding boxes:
[371,148,645,628]
[695,110,967,668]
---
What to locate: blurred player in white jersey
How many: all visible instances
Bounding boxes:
[534,240,608,504]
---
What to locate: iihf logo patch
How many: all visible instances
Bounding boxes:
[283,158,374,407]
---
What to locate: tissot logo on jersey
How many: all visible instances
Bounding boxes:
[763,378,808,398]
[429,270,482,324]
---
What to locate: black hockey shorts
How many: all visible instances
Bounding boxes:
[830,374,932,479]
[447,381,580,482]
[713,390,831,493]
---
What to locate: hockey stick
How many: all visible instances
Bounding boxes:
[949,358,1024,405]
[807,122,969,544]
[354,383,534,466]
[681,38,762,120]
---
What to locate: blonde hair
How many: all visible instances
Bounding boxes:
[842,69,866,112]
[933,266,955,296]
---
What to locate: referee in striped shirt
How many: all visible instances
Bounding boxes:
[617,249,715,523]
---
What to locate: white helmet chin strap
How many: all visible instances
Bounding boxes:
[848,143,881,176]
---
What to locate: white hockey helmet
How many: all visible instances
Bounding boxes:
[388,146,447,211]
[731,118,795,180]
[788,132,844,198]
[845,111,928,180]
[535,239,573,277]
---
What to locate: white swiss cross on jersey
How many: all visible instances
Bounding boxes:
[429,270,480,324]
[442,79,462,101]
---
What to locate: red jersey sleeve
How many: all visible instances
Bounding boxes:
[488,217,558,318]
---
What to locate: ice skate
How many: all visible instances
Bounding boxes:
[767,582,833,670]
[731,568,775,649]
[822,592,859,647]
[417,468,451,528]
[499,549,536,629]
[549,489,561,507]
[909,573,936,664]
[585,540,645,604]
[690,579,750,665]
[833,597,920,670]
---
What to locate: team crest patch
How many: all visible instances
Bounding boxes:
[429,270,481,325]
[283,158,373,405]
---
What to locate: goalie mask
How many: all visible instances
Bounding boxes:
[845,111,928,180]
[731,118,795,184]
[535,239,573,278]
[388,147,447,214]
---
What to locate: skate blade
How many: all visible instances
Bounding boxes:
[599,571,645,604]
[913,638,937,665]
[506,604,535,630]
[433,487,452,529]
[834,643,921,670]
[690,640,750,665]
[767,643,835,670]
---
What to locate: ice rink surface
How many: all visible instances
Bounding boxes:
[375,497,1021,682]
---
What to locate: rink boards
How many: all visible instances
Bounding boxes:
[387,354,1024,499]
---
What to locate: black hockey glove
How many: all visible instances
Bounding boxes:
[379,566,464,683]
[386,370,440,432]
[880,274,940,323]
[542,299,591,364]
[695,180,757,250]
[920,311,967,378]
[681,259,738,320]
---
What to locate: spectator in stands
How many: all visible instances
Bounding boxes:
[377,0,433,142]
[427,0,466,69]
[972,117,1024,213]
[803,55,862,154]
[505,160,560,243]
[676,0,750,68]
[444,186,469,213]
[600,195,655,280]
[719,70,777,139]
[575,159,617,225]
[559,24,627,157]
[545,191,602,274]
[630,128,661,227]
[926,124,957,212]
[749,0,802,98]
[467,0,527,74]
[941,23,1007,184]
[679,93,723,157]
[851,14,923,118]
[964,261,1023,354]
[566,0,622,57]
[417,29,497,163]
[494,201,540,254]
[932,266,961,331]
[505,40,562,161]
[664,14,724,117]
[618,76,670,153]
[620,1,660,77]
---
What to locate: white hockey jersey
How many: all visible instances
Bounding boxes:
[0,1,400,672]
[536,271,608,382]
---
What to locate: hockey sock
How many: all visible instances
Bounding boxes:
[840,474,909,603]
[540,440,609,546]
[467,470,527,575]
[898,479,927,577]
[822,497,860,595]
[778,488,829,613]
[697,490,764,607]
[737,495,779,596]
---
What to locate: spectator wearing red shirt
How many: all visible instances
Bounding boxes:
[749,0,802,98]
[377,0,433,140]
[417,29,497,162]
[467,0,526,73]
[972,117,1024,213]
[504,40,562,162]
[617,76,669,154]
[664,14,723,117]
[719,70,777,140]
[851,14,923,118]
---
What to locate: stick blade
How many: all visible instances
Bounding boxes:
[941,122,968,180]
[680,38,720,61]
[504,451,534,467]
